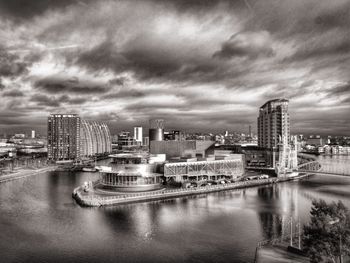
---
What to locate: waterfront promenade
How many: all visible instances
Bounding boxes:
[255,245,308,263]
[73,174,311,207]
[0,166,57,183]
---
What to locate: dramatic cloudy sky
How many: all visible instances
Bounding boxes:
[0,0,350,135]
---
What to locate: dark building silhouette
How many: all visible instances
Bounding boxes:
[149,119,164,142]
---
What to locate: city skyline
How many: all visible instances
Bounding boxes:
[1,0,350,135]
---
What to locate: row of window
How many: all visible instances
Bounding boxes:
[102,173,161,186]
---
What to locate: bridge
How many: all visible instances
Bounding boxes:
[298,160,350,176]
[247,158,350,177]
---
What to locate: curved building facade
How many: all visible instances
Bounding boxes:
[99,154,163,192]
[80,120,112,157]
[149,119,164,142]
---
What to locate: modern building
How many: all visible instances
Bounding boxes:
[258,99,290,149]
[99,153,165,192]
[48,114,112,161]
[133,127,143,145]
[47,114,81,161]
[164,154,245,184]
[149,119,164,142]
[31,130,36,139]
[117,131,138,148]
[80,120,112,157]
[150,140,215,160]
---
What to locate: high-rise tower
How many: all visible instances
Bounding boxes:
[257,99,290,149]
[47,114,80,161]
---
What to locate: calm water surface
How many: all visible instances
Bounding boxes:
[0,156,349,263]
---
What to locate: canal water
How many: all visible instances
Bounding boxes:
[0,156,349,263]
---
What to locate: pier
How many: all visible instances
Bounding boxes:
[72,174,311,207]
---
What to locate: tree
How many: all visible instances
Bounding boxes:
[303,199,350,263]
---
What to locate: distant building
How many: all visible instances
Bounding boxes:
[149,119,164,143]
[80,120,112,157]
[164,130,182,141]
[150,140,215,160]
[133,127,143,144]
[306,135,324,146]
[258,99,290,149]
[31,130,36,139]
[14,134,25,138]
[143,136,149,146]
[117,131,138,148]
[47,114,80,161]
[173,130,181,141]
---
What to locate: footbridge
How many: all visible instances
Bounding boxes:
[298,160,350,176]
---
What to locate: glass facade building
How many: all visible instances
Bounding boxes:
[257,99,290,149]
[80,120,112,157]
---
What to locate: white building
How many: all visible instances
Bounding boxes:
[31,130,36,138]
[133,127,143,144]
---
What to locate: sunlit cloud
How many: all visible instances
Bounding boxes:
[0,0,349,135]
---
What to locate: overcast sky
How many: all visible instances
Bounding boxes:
[0,0,349,136]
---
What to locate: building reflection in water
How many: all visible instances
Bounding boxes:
[257,184,299,240]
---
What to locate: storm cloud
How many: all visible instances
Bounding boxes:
[0,0,349,135]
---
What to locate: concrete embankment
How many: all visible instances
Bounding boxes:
[73,175,309,207]
[0,166,57,183]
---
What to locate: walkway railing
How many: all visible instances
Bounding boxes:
[74,178,283,206]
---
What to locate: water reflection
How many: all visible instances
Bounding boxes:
[257,186,282,240]
[0,156,350,263]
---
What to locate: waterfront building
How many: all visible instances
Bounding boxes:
[133,127,143,145]
[0,142,17,157]
[306,135,324,146]
[99,153,164,192]
[149,119,164,143]
[80,120,112,157]
[47,114,80,161]
[258,99,290,149]
[31,130,35,139]
[14,134,25,138]
[164,154,245,183]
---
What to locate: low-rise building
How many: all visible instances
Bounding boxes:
[164,154,245,184]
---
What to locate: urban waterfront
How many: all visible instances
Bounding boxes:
[0,156,349,263]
